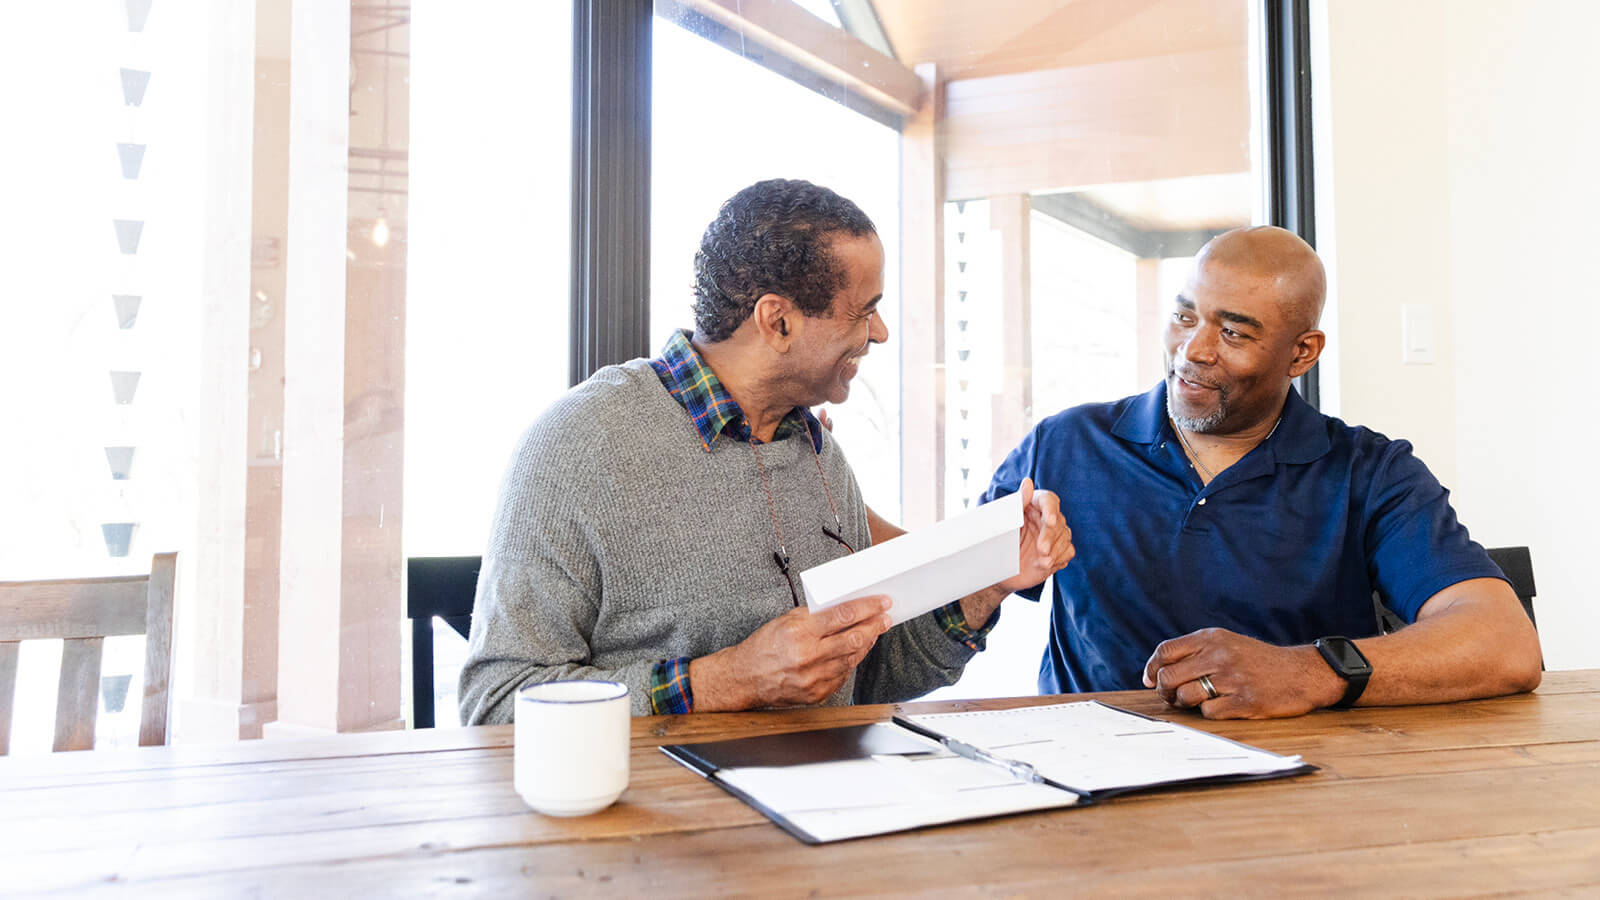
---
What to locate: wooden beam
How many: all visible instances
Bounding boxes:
[898,64,943,528]
[943,47,1249,199]
[988,194,1033,470]
[178,0,257,744]
[1031,192,1229,259]
[871,0,1246,81]
[664,0,923,117]
[1135,258,1165,390]
[274,0,403,736]
[0,578,148,642]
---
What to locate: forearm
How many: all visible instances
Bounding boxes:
[686,648,757,713]
[865,505,905,547]
[853,612,980,703]
[958,584,1007,630]
[1342,579,1542,707]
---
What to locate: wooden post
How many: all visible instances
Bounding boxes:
[1135,258,1166,390]
[176,0,261,743]
[899,63,945,529]
[988,194,1033,472]
[271,0,404,736]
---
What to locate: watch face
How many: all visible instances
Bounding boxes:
[1321,638,1371,674]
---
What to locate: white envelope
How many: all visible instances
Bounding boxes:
[800,492,1023,626]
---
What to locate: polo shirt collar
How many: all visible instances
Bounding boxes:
[650,329,825,454]
[1111,378,1331,465]
[1111,381,1170,445]
[1269,383,1332,465]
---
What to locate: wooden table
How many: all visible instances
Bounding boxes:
[3,671,1598,897]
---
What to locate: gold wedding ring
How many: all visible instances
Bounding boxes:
[1198,674,1220,701]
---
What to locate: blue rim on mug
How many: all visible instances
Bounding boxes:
[517,679,629,705]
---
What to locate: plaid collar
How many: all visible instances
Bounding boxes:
[650,330,824,453]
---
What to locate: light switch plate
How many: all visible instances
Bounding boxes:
[1402,303,1435,364]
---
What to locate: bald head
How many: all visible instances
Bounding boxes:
[1195,226,1326,334]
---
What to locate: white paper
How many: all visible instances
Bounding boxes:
[716,755,1079,843]
[779,782,1076,843]
[800,492,1023,626]
[902,701,1304,793]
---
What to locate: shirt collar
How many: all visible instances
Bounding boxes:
[650,329,825,453]
[1111,378,1331,464]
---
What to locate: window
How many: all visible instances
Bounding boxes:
[0,1,573,749]
[403,1,574,726]
[0,1,1298,747]
[652,8,904,519]
[650,0,1267,701]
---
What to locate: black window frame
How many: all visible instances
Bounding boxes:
[1264,0,1320,408]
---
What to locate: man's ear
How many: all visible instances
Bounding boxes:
[752,293,796,351]
[1288,330,1326,378]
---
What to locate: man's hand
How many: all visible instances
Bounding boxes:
[998,478,1074,594]
[1141,628,1345,719]
[690,595,893,711]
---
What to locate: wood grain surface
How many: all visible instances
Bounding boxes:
[1,670,1596,897]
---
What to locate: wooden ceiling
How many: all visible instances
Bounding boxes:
[1077,172,1254,232]
[871,0,1248,80]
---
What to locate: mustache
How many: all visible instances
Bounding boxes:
[1168,366,1223,391]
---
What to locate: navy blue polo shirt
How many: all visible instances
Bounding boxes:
[983,381,1505,696]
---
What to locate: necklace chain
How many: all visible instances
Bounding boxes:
[1174,415,1282,482]
[748,422,844,566]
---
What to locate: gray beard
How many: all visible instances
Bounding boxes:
[1166,375,1228,433]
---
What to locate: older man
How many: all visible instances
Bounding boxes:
[460,179,1073,722]
[983,225,1541,718]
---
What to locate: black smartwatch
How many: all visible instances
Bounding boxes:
[1314,636,1372,708]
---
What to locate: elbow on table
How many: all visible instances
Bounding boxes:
[1509,641,1544,695]
[1497,617,1544,696]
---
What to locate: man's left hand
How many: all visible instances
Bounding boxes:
[998,478,1074,594]
[1142,628,1343,719]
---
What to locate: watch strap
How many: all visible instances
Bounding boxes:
[1315,637,1371,709]
[1333,670,1368,708]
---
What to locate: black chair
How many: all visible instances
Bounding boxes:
[1485,546,1537,627]
[407,556,480,729]
[1373,545,1538,634]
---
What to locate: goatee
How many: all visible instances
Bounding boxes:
[1166,374,1228,433]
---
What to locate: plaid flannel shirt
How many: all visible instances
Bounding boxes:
[645,330,995,714]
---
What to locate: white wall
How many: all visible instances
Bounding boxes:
[1315,0,1600,670]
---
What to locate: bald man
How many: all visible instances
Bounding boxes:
[983,226,1541,719]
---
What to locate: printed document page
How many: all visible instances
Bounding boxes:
[715,753,1079,843]
[901,701,1304,793]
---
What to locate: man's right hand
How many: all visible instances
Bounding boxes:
[688,595,893,712]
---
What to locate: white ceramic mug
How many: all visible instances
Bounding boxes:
[514,679,630,816]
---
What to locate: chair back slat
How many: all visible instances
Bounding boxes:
[0,642,19,755]
[54,637,105,752]
[0,553,177,754]
[0,578,148,642]
[139,553,178,747]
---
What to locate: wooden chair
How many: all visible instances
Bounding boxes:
[0,552,177,754]
[407,555,479,729]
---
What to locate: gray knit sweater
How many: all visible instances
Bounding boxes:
[458,359,980,722]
